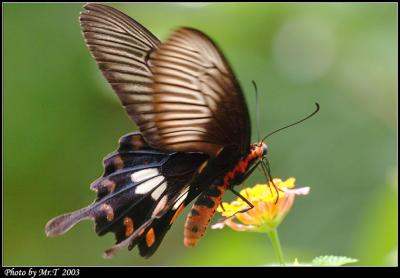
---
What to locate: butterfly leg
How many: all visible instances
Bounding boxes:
[242,160,261,181]
[224,160,259,214]
[230,187,254,211]
[214,162,260,224]
[261,160,283,204]
[219,202,226,212]
[221,187,255,221]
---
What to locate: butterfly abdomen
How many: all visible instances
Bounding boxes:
[184,184,227,247]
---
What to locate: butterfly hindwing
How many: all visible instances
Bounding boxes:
[136,179,204,258]
[45,132,209,258]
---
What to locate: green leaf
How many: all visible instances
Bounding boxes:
[312,255,358,266]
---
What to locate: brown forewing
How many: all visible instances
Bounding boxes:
[144,28,251,156]
[80,4,250,156]
[79,3,160,127]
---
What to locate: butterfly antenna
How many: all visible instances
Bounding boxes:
[261,102,320,141]
[252,80,260,143]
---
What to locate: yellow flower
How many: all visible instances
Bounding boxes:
[212,177,310,233]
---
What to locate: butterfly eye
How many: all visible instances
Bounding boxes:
[262,143,268,157]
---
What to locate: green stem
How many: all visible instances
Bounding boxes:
[267,228,285,266]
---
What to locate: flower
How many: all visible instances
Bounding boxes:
[212,177,310,233]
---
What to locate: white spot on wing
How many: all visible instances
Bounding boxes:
[173,191,189,210]
[152,195,168,217]
[131,168,159,183]
[135,176,164,194]
[151,182,167,200]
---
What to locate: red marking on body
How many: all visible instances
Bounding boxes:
[223,145,263,187]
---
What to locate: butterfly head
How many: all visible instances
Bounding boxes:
[251,142,268,160]
[261,142,268,157]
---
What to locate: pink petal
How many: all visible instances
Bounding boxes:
[211,218,257,232]
[236,212,259,225]
[281,186,310,196]
[276,195,294,220]
[211,222,226,230]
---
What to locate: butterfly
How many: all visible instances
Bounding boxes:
[45,3,318,259]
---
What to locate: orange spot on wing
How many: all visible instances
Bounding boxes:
[146,228,156,247]
[123,217,134,237]
[101,204,114,221]
[103,179,116,193]
[198,160,208,174]
[131,135,145,149]
[170,204,185,225]
[113,156,124,169]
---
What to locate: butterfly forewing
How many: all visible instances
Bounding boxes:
[80,4,250,157]
[79,3,160,123]
[143,28,251,156]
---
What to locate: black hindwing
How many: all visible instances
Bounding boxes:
[46,132,208,257]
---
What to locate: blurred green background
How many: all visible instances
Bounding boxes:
[4,3,397,266]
